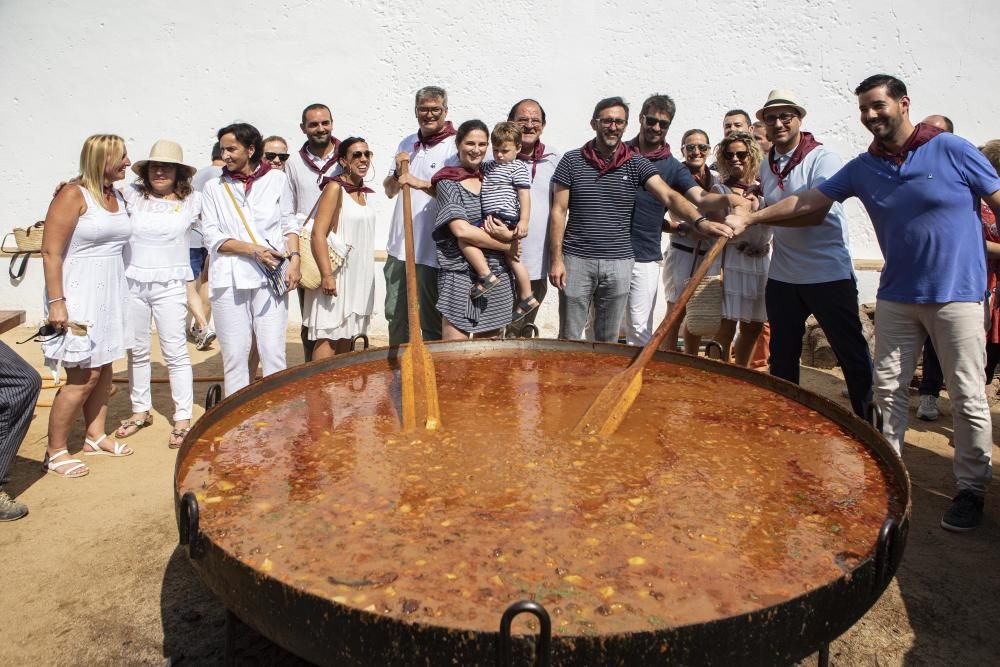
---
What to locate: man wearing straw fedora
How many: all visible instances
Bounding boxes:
[727,76,1000,532]
[750,89,873,420]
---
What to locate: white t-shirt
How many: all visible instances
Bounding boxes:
[190,165,223,248]
[385,133,459,267]
[760,142,855,284]
[284,143,341,217]
[518,145,561,280]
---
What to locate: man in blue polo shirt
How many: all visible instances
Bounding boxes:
[548,96,734,342]
[726,74,1000,532]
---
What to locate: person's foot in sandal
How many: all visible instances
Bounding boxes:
[115,412,153,438]
[168,420,191,449]
[470,272,500,300]
[512,296,540,323]
[42,449,89,478]
[82,434,133,457]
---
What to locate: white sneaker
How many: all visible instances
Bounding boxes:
[194,327,216,351]
[916,394,940,421]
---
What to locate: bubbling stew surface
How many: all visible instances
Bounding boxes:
[177,350,901,636]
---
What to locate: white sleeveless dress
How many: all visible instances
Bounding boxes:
[42,187,132,369]
[303,193,376,340]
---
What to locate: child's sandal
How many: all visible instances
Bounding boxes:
[470,272,500,300]
[512,296,540,323]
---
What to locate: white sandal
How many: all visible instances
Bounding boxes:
[83,434,133,458]
[43,449,90,478]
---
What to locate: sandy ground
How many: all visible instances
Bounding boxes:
[0,326,998,666]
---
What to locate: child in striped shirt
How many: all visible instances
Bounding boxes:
[461,122,537,320]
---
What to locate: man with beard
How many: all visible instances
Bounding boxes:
[623,93,746,345]
[548,96,733,342]
[383,86,459,345]
[726,75,1000,532]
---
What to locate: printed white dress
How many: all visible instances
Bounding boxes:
[42,187,132,369]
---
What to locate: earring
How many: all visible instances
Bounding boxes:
[364,159,376,184]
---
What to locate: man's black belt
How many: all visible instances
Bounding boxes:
[670,242,708,256]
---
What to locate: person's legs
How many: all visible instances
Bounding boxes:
[765,278,809,385]
[126,282,154,419]
[558,254,598,340]
[81,364,122,451]
[592,258,633,343]
[0,342,42,484]
[441,317,471,341]
[416,263,442,341]
[509,253,534,302]
[731,320,764,367]
[986,342,1000,383]
[458,239,493,280]
[624,260,660,346]
[212,287,254,396]
[714,319,738,362]
[384,256,409,346]
[151,281,194,424]
[506,278,548,337]
[46,366,101,458]
[313,339,335,360]
[803,279,874,418]
[872,299,924,454]
[919,339,944,396]
[251,289,289,379]
[298,287,315,363]
[924,302,992,496]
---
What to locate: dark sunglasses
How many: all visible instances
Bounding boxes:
[265,152,290,162]
[723,150,750,160]
[683,143,711,153]
[643,116,671,130]
[349,150,374,160]
[17,323,64,344]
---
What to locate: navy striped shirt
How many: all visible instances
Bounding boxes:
[481,160,531,222]
[552,150,658,260]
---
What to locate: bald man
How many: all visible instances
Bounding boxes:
[923,114,954,133]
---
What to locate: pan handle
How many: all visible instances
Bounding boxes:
[205,383,223,410]
[872,517,897,596]
[179,492,204,559]
[350,334,370,351]
[497,599,551,667]
[864,400,884,431]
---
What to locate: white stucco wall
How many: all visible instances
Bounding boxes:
[2,0,998,332]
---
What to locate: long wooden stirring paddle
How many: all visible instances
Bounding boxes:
[397,157,441,431]
[572,234,728,437]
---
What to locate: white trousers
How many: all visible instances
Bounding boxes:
[874,299,992,494]
[127,279,193,421]
[624,260,662,345]
[211,286,288,397]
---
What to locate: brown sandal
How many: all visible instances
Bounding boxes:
[168,427,190,449]
[116,412,153,438]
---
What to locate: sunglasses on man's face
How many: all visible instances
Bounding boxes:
[265,152,290,162]
[683,143,711,153]
[17,323,65,344]
[723,150,750,161]
[349,150,374,160]
[642,116,671,130]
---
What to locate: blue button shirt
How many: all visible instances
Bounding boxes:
[631,155,697,262]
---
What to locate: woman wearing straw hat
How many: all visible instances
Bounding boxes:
[116,139,202,448]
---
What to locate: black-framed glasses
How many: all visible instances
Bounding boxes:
[417,106,445,116]
[513,117,543,127]
[596,117,627,128]
[349,150,374,160]
[723,150,750,160]
[265,152,290,162]
[762,112,798,126]
[17,323,64,344]
[642,115,671,130]
[683,143,711,153]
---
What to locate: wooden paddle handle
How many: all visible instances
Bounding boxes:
[397,157,423,345]
[637,234,727,365]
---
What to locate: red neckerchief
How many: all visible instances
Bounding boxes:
[430,165,482,187]
[580,139,631,176]
[414,121,457,152]
[625,136,672,161]
[320,175,374,195]
[516,140,554,180]
[868,122,944,166]
[224,161,271,195]
[298,139,341,177]
[688,163,713,191]
[726,177,763,198]
[768,131,822,191]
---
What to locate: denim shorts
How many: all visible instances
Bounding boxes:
[189,248,208,279]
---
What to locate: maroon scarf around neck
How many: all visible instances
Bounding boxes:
[320,174,374,195]
[430,165,482,187]
[868,122,943,166]
[625,136,672,161]
[414,121,457,152]
[580,139,631,176]
[768,131,822,191]
[299,139,341,176]
[725,177,762,198]
[516,140,554,180]
[224,161,271,195]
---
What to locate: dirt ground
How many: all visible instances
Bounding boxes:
[0,326,997,666]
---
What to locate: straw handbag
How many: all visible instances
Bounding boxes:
[297,197,350,290]
[684,240,724,337]
[3,221,44,280]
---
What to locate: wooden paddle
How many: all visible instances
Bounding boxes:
[397,157,442,431]
[572,234,728,437]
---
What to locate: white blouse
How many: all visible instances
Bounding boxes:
[200,169,297,291]
[123,184,202,283]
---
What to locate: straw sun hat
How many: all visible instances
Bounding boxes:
[755,89,808,121]
[131,139,196,177]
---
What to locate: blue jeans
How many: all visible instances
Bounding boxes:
[558,254,633,342]
[765,278,873,418]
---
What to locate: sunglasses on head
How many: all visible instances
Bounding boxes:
[683,143,710,153]
[349,150,374,160]
[642,116,671,130]
[723,150,750,161]
[17,323,64,344]
[265,152,290,162]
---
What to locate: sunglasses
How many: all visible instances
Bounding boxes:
[17,323,64,344]
[723,150,750,160]
[762,112,799,126]
[683,143,711,153]
[265,152,290,162]
[642,116,671,130]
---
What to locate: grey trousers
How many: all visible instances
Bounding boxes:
[558,254,634,342]
[0,341,42,485]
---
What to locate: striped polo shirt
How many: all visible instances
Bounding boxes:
[552,150,658,260]
[481,160,531,223]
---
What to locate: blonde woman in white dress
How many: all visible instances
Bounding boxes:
[40,134,135,478]
[306,137,376,358]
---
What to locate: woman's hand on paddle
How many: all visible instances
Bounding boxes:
[696,218,736,239]
[724,213,753,236]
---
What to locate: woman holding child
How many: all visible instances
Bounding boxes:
[430,119,517,339]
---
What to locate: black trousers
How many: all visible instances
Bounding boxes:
[0,341,42,485]
[918,338,944,396]
[765,278,873,418]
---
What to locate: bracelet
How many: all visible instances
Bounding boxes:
[692,216,708,227]
[47,296,66,305]
[288,251,301,258]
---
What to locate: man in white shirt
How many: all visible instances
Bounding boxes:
[383,85,460,345]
